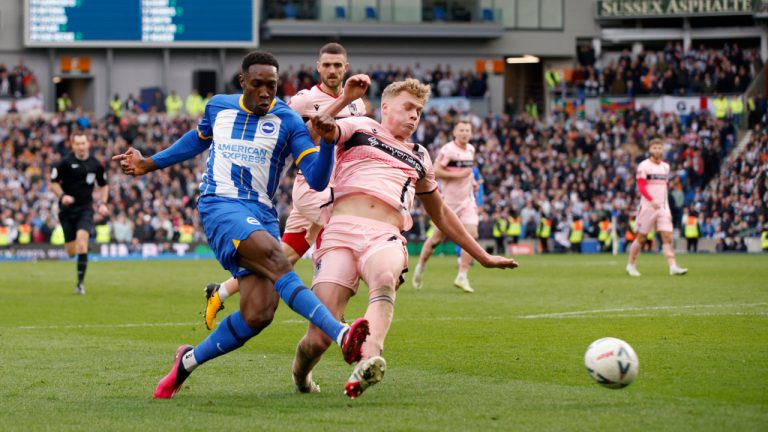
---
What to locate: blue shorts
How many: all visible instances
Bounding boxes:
[198,195,281,278]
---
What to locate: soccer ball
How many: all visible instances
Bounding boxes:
[584,337,639,389]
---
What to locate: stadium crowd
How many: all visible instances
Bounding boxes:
[2,98,765,252]
[571,43,763,97]
[0,49,765,252]
[230,62,489,99]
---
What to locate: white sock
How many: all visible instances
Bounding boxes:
[414,263,423,274]
[335,326,348,346]
[182,349,199,372]
[457,271,467,280]
[218,280,230,301]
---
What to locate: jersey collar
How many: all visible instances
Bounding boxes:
[239,95,276,114]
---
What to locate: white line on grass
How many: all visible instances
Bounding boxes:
[8,303,767,330]
[516,302,768,319]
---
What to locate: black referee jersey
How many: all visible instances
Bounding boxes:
[51,152,107,209]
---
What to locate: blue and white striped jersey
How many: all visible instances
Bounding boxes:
[196,94,317,208]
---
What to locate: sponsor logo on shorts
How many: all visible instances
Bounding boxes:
[259,121,277,136]
[246,217,261,226]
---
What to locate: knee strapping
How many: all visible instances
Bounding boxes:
[368,281,396,305]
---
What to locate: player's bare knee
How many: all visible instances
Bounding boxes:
[240,307,275,331]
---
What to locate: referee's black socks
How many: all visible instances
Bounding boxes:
[77,253,88,285]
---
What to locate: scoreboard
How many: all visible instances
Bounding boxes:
[25,0,257,47]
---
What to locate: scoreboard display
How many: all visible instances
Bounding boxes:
[25,0,257,47]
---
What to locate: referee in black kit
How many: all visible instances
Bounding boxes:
[50,132,109,295]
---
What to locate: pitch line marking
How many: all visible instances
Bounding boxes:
[8,303,767,330]
[515,303,768,319]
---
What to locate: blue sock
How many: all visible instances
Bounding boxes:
[193,311,259,365]
[274,272,345,343]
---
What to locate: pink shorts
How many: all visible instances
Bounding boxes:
[447,199,479,226]
[283,175,332,242]
[635,204,673,234]
[312,215,408,293]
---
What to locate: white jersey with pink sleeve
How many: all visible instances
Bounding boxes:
[636,159,670,209]
[332,116,438,231]
[288,84,366,120]
[434,140,475,205]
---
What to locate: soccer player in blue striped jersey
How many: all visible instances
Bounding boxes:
[113,51,372,399]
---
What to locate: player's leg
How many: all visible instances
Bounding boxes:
[626,234,647,277]
[628,207,655,276]
[344,245,405,398]
[412,228,446,289]
[660,231,687,275]
[292,261,356,392]
[657,210,686,275]
[203,277,238,330]
[199,197,367,363]
[154,274,277,399]
[73,229,90,294]
[455,222,478,293]
[236,231,367,363]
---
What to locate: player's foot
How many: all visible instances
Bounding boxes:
[626,264,641,277]
[341,318,369,364]
[153,344,193,399]
[669,266,688,276]
[412,269,423,289]
[344,356,386,399]
[453,276,475,293]
[292,371,321,393]
[75,283,85,295]
[203,283,224,330]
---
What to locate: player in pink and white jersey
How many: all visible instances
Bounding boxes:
[290,79,518,398]
[412,120,479,292]
[626,138,688,277]
[203,43,366,330]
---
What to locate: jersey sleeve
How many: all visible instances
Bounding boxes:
[50,159,64,183]
[353,98,367,116]
[96,161,107,186]
[635,161,647,180]
[434,145,450,169]
[195,97,215,140]
[415,151,439,194]
[286,111,318,163]
[335,118,357,146]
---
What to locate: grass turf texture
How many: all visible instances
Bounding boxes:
[0,254,766,431]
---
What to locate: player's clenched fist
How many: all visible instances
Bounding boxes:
[343,74,370,100]
[311,114,338,144]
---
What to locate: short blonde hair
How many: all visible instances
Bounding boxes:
[382,79,431,106]
[648,138,664,147]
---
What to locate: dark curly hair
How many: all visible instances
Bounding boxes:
[241,51,279,73]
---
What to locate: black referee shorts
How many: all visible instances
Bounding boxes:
[59,206,95,242]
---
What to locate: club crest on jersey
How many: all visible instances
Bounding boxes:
[246,217,261,226]
[86,173,96,184]
[259,121,277,136]
[348,103,359,116]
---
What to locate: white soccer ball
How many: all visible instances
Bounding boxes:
[584,337,639,389]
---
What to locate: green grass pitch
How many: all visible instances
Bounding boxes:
[1,254,766,431]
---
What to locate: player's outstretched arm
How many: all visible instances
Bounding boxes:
[420,190,518,270]
[112,129,210,176]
